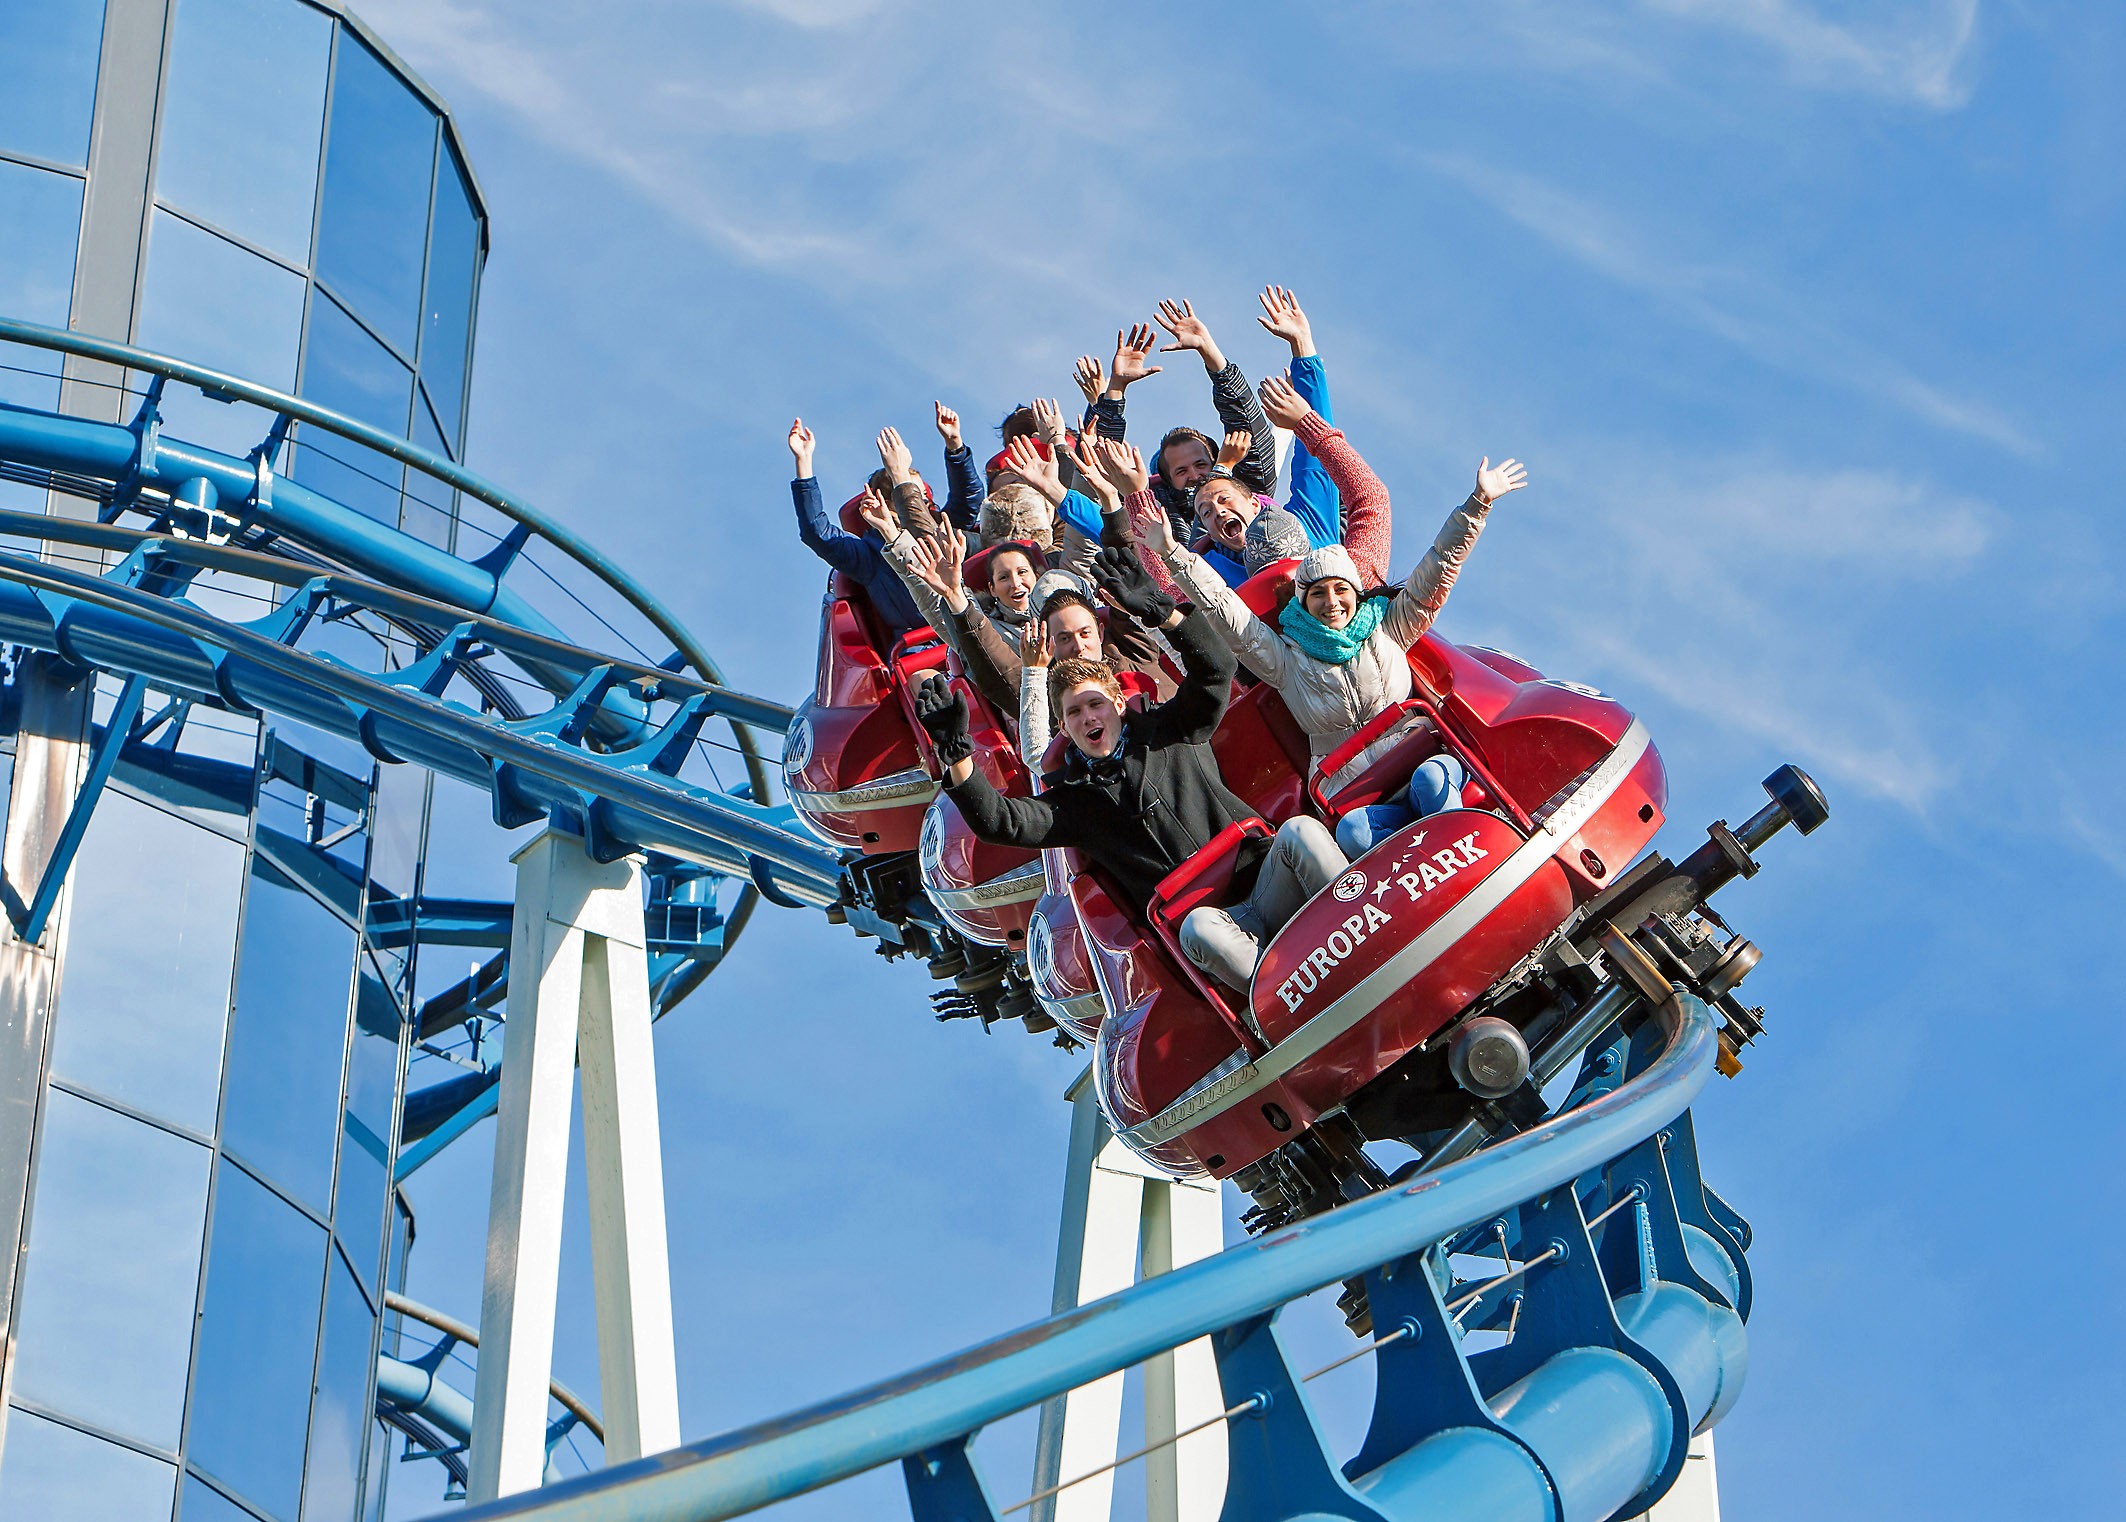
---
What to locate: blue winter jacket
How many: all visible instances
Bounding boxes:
[792,476,928,635]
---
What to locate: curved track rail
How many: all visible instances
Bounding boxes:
[444,994,1741,1522]
[0,319,1763,1521]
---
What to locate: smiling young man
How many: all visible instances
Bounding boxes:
[918,546,1346,994]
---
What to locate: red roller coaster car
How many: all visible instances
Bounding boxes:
[789,552,1828,1240]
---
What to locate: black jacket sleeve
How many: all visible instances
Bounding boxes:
[1138,606,1235,747]
[1088,392,1127,441]
[945,768,1089,851]
[1209,361,1278,495]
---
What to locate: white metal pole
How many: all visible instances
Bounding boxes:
[574,883,681,1462]
[1030,1067,1229,1522]
[467,829,682,1499]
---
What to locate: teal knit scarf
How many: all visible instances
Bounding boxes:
[1278,594,1389,665]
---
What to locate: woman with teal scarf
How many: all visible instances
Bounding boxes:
[1126,376,1528,857]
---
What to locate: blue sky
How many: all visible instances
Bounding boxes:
[358,3,2123,1517]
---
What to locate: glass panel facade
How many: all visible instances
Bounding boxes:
[136,210,307,390]
[9,1090,210,1448]
[188,1160,327,1522]
[183,1473,264,1522]
[0,158,79,495]
[337,951,402,1285]
[50,792,246,1135]
[419,142,479,439]
[294,292,413,524]
[314,36,436,356]
[0,159,82,326]
[220,859,357,1215]
[299,1250,375,1521]
[0,1410,178,1521]
[0,0,105,168]
[0,6,494,1511]
[157,0,332,263]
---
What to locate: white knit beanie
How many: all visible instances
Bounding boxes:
[1294,543,1362,590]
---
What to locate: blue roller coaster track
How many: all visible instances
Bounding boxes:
[0,316,1781,1521]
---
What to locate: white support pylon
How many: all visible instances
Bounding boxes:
[466,828,682,1503]
[1030,1068,1227,1522]
[1629,1432,1722,1520]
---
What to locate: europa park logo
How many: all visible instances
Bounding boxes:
[1331,869,1368,903]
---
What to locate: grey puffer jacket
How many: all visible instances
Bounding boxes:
[1162,491,1490,772]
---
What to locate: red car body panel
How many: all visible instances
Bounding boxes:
[799,560,1668,1181]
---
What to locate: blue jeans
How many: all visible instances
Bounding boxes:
[1333,754,1466,857]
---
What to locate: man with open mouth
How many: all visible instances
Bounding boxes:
[917,536,1346,995]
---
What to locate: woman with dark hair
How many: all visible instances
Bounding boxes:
[1120,376,1529,856]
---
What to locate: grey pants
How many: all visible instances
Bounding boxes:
[1179,816,1348,996]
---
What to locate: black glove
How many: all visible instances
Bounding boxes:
[1091,545,1176,628]
[915,674,974,766]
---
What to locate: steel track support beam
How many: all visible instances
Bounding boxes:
[467,828,681,1502]
[13,676,146,944]
[1029,1067,1226,1522]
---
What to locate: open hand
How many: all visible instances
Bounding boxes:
[1257,373,1313,431]
[787,418,815,475]
[1256,285,1314,357]
[1093,438,1151,500]
[1073,355,1105,407]
[854,485,897,539]
[1110,324,1162,390]
[933,402,963,452]
[1475,456,1528,505]
[1003,433,1065,503]
[1216,429,1252,472]
[1155,298,1214,355]
[1030,397,1068,449]
[907,530,968,603]
[1020,615,1051,671]
[876,426,914,483]
[1067,432,1119,510]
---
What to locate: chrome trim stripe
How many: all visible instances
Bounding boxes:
[791,766,938,813]
[1122,720,1650,1149]
[929,860,1047,911]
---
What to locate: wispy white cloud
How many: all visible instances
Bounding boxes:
[1458,453,2002,812]
[1415,150,2032,453]
[1643,0,1983,110]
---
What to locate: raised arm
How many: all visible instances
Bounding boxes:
[1257,286,1341,548]
[1383,457,1528,648]
[1089,439,1180,598]
[1089,545,1237,746]
[1085,322,1160,441]
[922,677,1088,849]
[1017,617,1053,768]
[1131,491,1295,689]
[1157,297,1277,494]
[878,426,945,539]
[934,402,985,533]
[789,418,867,574]
[1259,376,1392,588]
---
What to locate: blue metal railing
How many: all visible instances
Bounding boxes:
[438,994,1736,1522]
[0,542,840,902]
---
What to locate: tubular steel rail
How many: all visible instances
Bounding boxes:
[439,992,1745,1522]
[2,317,1763,1522]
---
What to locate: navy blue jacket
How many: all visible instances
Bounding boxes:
[792,475,928,636]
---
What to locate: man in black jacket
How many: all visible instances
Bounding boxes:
[917,547,1346,997]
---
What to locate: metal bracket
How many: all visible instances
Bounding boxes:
[10,675,147,944]
[901,1435,1005,1522]
[1346,1244,1561,1507]
[1472,1188,1693,1519]
[1212,1312,1390,1522]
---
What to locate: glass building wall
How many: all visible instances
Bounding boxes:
[0,3,487,1518]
